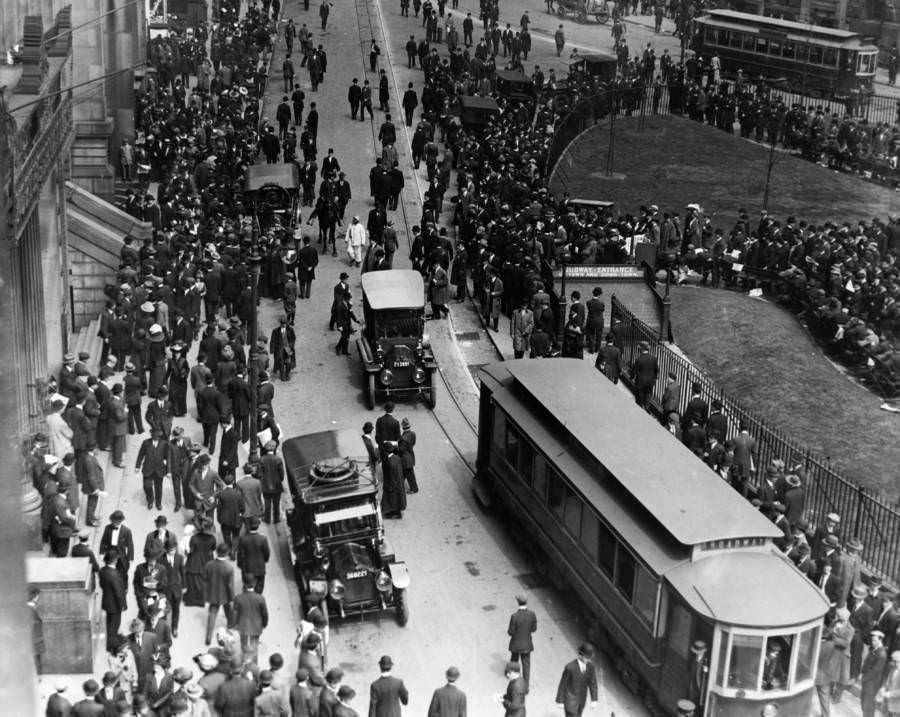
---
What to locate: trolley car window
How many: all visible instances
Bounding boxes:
[596,521,616,578]
[506,424,521,472]
[547,468,565,519]
[808,45,823,64]
[795,627,817,683]
[823,47,837,66]
[782,41,796,59]
[796,44,808,62]
[633,564,657,627]
[743,34,755,51]
[728,634,764,690]
[716,631,730,687]
[519,440,535,485]
[492,409,506,451]
[615,548,636,601]
[564,489,582,537]
[755,37,768,54]
[767,39,781,56]
[729,31,743,48]
[533,455,547,500]
[580,509,599,561]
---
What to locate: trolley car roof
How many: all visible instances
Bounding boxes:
[699,9,879,47]
[244,163,301,192]
[667,551,830,627]
[361,270,425,310]
[497,360,782,548]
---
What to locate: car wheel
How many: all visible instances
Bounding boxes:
[425,371,437,409]
[366,373,376,410]
[394,587,410,626]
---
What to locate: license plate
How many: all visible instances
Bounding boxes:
[393,361,410,367]
[345,570,368,580]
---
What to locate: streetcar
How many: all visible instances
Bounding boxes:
[474,359,829,717]
[693,9,879,98]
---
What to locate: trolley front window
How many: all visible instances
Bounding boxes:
[794,627,818,683]
[857,52,876,74]
[727,634,763,690]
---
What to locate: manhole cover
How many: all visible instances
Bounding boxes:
[455,331,481,342]
[515,572,550,589]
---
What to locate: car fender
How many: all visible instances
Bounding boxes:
[388,562,410,589]
[357,337,377,368]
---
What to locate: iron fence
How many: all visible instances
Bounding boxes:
[610,294,900,586]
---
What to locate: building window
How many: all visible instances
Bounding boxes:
[633,564,657,628]
[728,634,763,690]
[615,548,636,602]
[564,488,582,538]
[596,520,616,578]
[547,468,565,519]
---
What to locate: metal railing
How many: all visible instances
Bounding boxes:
[610,294,900,585]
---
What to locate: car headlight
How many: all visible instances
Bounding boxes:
[413,367,425,384]
[376,345,384,360]
[422,333,431,348]
[375,571,393,592]
[328,579,345,601]
[309,578,327,597]
[313,542,326,559]
[379,368,393,385]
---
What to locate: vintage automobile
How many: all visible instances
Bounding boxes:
[357,269,439,410]
[568,53,618,83]
[554,0,610,22]
[284,429,411,625]
[457,95,501,130]
[244,163,302,234]
[495,69,536,102]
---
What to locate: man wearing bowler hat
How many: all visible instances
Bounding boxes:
[555,643,598,716]
[368,655,409,716]
[427,666,466,717]
[686,639,709,712]
[507,594,537,685]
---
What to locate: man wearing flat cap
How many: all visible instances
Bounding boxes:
[507,594,537,685]
[428,667,466,717]
[368,655,409,717]
[555,643,598,716]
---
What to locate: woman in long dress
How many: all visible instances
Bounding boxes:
[183,522,216,607]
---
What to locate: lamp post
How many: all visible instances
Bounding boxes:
[247,238,263,463]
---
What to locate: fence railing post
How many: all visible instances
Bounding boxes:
[854,486,866,540]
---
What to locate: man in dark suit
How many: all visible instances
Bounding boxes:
[682,382,709,429]
[584,287,605,353]
[375,402,401,462]
[568,291,586,331]
[214,658,258,716]
[595,333,622,384]
[259,441,285,523]
[197,376,226,453]
[203,543,235,645]
[99,511,134,591]
[127,619,159,687]
[72,678,104,716]
[861,629,887,717]
[555,643,599,717]
[270,316,297,381]
[298,236,319,299]
[502,661,527,717]
[134,428,171,510]
[95,671,127,716]
[45,681,74,717]
[232,576,269,665]
[217,473,245,558]
[329,273,350,330]
[237,517,270,594]
[161,537,185,637]
[320,668,344,717]
[335,685,360,717]
[144,389,174,439]
[228,369,252,444]
[132,547,168,624]
[631,341,658,409]
[144,514,175,556]
[368,654,409,717]
[427,666,466,717]
[706,399,728,443]
[218,418,241,480]
[507,594,537,685]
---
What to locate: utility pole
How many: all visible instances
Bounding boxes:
[248,242,263,463]
[607,87,616,176]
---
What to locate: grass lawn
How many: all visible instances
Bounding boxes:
[551,114,900,224]
[670,285,900,499]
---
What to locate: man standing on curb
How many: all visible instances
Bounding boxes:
[507,594,537,686]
